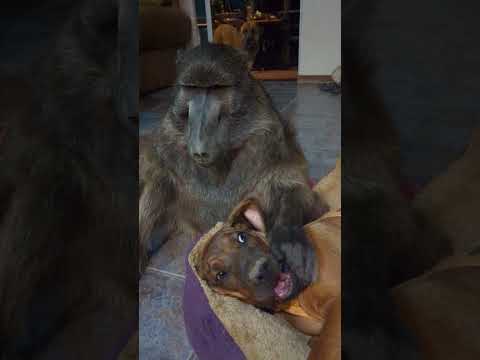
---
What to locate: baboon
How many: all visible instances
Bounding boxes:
[139,44,324,272]
[0,1,137,358]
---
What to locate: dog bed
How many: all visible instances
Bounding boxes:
[184,223,312,360]
[183,161,341,360]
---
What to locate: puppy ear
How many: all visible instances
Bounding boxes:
[228,198,266,232]
[244,206,265,232]
[195,250,210,281]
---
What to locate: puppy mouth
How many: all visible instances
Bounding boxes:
[273,272,294,300]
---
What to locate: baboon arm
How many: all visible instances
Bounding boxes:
[138,174,176,271]
[139,139,173,247]
[267,184,323,231]
[260,184,324,282]
[139,183,165,245]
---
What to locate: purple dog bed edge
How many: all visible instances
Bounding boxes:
[183,239,246,360]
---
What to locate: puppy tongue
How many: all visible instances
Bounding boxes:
[274,273,292,299]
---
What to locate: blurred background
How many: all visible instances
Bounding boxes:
[139,0,340,93]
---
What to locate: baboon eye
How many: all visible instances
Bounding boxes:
[172,108,188,130]
[237,232,247,244]
[216,271,227,281]
[178,107,188,119]
[231,109,247,120]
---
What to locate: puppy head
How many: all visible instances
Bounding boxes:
[240,21,261,52]
[198,198,302,311]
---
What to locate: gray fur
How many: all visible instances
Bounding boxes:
[139,43,324,272]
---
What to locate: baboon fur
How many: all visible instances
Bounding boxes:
[139,44,324,272]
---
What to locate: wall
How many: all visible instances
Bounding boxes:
[298,0,341,76]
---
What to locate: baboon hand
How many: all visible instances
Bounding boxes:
[269,225,316,288]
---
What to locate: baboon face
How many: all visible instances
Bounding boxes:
[172,85,237,167]
[172,45,253,167]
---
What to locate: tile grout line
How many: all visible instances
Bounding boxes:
[279,96,297,114]
[146,267,186,281]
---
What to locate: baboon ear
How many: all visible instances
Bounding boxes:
[228,198,266,232]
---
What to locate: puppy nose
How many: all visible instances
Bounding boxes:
[256,261,269,282]
[249,257,270,283]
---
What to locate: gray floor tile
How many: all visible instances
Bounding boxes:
[295,115,341,148]
[304,148,339,181]
[148,233,194,277]
[262,80,298,110]
[139,271,191,360]
[287,85,341,117]
[187,352,199,360]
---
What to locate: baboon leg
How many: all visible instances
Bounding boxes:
[138,179,175,272]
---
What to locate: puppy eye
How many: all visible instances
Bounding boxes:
[237,232,247,244]
[216,271,227,281]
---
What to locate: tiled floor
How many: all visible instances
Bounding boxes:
[139,81,341,360]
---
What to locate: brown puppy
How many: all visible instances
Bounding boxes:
[198,198,341,360]
[213,20,261,69]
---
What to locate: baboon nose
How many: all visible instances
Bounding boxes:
[193,152,210,161]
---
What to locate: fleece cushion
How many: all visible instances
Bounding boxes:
[184,224,311,360]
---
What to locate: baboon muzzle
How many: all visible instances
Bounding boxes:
[187,92,221,165]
